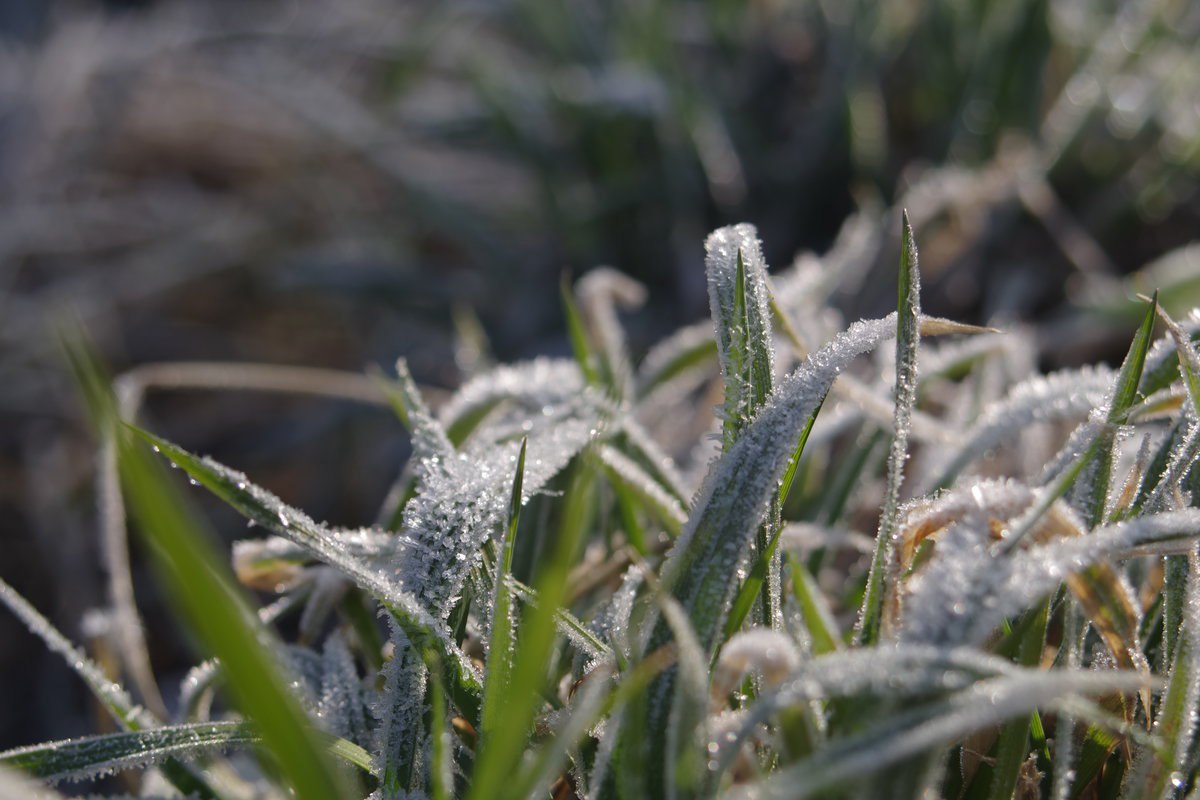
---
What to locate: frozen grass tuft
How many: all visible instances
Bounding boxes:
[7,214,1200,800]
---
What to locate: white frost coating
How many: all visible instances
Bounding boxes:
[436,358,585,434]
[371,623,427,790]
[705,223,776,448]
[921,365,1115,491]
[1139,420,1200,515]
[620,416,693,504]
[725,669,1155,800]
[714,644,1024,775]
[577,268,647,400]
[659,314,898,653]
[902,509,1200,648]
[394,412,601,620]
[318,632,369,746]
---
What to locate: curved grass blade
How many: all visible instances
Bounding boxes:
[725,671,1156,800]
[0,721,372,784]
[66,341,349,800]
[923,365,1115,492]
[595,445,687,537]
[576,268,646,401]
[562,274,602,388]
[0,578,220,799]
[128,426,484,724]
[857,209,921,646]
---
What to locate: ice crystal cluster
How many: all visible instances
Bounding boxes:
[7,212,1200,800]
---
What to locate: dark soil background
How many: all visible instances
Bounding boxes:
[0,0,1197,780]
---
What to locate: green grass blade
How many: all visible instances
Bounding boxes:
[962,600,1049,800]
[475,437,527,788]
[787,554,842,655]
[857,209,921,646]
[1082,292,1158,529]
[471,448,596,800]
[65,340,349,800]
[426,653,453,800]
[0,721,371,784]
[706,227,775,451]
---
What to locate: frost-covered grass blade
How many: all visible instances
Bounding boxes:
[64,339,350,800]
[0,721,371,784]
[858,208,921,646]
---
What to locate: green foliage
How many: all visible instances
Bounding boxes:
[8,212,1200,800]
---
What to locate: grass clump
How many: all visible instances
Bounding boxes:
[5,212,1200,800]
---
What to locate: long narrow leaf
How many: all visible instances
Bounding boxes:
[858,209,921,646]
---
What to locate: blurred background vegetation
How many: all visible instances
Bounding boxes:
[0,0,1197,769]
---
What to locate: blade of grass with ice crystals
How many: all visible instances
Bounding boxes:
[724,393,826,639]
[0,721,372,784]
[0,579,218,799]
[657,315,898,651]
[477,438,526,767]
[596,445,687,538]
[66,341,349,800]
[707,226,778,630]
[129,427,484,723]
[392,359,455,470]
[1083,292,1159,529]
[726,671,1156,800]
[628,314,898,799]
[705,225,775,451]
[471,450,597,800]
[1123,550,1200,800]
[1002,294,1158,552]
[924,366,1115,492]
[0,578,157,732]
[857,209,921,647]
